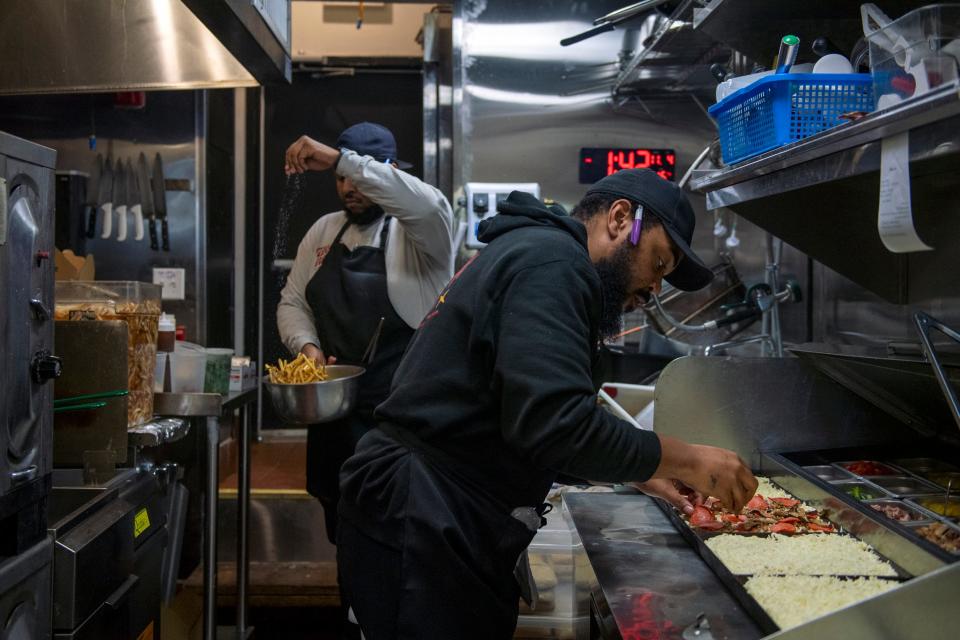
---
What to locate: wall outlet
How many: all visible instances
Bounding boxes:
[153,267,186,300]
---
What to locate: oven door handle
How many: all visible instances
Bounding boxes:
[105,574,140,610]
[9,465,38,485]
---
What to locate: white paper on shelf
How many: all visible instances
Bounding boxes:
[877,131,933,253]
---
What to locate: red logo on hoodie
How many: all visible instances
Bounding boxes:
[419,253,479,328]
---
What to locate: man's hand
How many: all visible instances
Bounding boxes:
[300,343,337,366]
[630,479,703,515]
[654,436,758,513]
[285,136,341,175]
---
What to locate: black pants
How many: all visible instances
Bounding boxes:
[306,410,375,543]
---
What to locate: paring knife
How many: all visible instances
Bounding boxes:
[113,158,128,242]
[99,157,114,239]
[136,153,158,250]
[126,158,143,241]
[85,154,103,238]
[152,152,169,251]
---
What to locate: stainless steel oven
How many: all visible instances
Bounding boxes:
[0,130,58,556]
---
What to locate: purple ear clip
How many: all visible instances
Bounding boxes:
[629,205,644,246]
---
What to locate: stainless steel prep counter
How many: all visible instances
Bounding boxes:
[563,492,762,640]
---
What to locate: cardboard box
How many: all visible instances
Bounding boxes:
[55,249,95,280]
[229,356,258,392]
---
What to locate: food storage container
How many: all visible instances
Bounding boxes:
[863,3,960,107]
[868,475,944,497]
[925,470,960,489]
[831,480,889,502]
[833,460,902,477]
[863,499,936,523]
[804,465,854,482]
[55,281,161,427]
[891,457,959,474]
[515,505,589,640]
[904,520,960,554]
[170,342,207,393]
[204,348,234,395]
[907,496,960,521]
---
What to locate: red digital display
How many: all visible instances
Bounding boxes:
[579,147,676,183]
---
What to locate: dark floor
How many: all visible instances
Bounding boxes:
[218,606,344,640]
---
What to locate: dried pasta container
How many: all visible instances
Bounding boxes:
[55,281,161,427]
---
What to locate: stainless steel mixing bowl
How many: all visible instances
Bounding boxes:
[262,365,365,424]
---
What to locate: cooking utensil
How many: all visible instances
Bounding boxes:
[98,156,114,239]
[112,158,128,242]
[53,401,107,414]
[53,389,129,406]
[85,155,102,238]
[152,152,169,251]
[126,158,143,241]
[775,35,800,74]
[136,153,158,250]
[263,364,366,424]
[598,388,644,429]
[360,316,385,365]
[561,0,670,47]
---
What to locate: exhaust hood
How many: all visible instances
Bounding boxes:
[0,0,291,95]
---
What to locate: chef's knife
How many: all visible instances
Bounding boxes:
[113,158,128,242]
[152,152,169,251]
[98,157,114,239]
[136,153,158,250]
[85,154,102,238]
[126,158,143,241]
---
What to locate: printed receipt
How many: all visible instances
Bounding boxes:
[878,132,933,253]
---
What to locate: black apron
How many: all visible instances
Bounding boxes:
[304,217,415,543]
[338,424,549,638]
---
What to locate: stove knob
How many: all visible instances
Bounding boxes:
[32,351,62,383]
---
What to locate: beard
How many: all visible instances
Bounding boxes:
[593,241,635,341]
[343,201,385,226]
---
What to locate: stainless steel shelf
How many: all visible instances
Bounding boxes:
[690,81,960,204]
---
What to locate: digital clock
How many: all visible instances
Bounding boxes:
[579,147,676,184]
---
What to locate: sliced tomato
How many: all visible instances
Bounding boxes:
[769,522,797,534]
[746,495,767,510]
[689,506,717,527]
[770,497,800,508]
[777,517,801,524]
[805,522,835,533]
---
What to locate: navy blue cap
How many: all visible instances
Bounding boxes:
[336,122,412,170]
[586,169,714,291]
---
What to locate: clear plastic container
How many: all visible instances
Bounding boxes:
[170,342,207,393]
[154,352,167,393]
[864,3,960,107]
[204,348,234,395]
[55,281,161,427]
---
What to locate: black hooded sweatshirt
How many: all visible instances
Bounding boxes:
[338,192,662,539]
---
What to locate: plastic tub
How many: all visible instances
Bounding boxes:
[153,353,167,393]
[170,343,207,393]
[204,348,234,395]
[863,3,960,107]
[55,281,161,426]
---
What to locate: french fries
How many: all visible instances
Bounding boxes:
[266,353,329,384]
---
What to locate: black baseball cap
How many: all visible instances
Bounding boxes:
[586,169,714,291]
[336,122,413,169]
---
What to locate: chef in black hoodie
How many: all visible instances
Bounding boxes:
[336,169,758,639]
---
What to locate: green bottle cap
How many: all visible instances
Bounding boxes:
[782,35,799,46]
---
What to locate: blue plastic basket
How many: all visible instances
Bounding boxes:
[708,73,875,165]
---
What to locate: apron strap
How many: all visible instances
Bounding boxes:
[378,216,393,249]
[332,220,351,246]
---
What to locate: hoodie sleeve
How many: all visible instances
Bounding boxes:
[492,258,662,483]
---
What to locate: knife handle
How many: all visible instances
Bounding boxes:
[115,205,128,242]
[100,203,113,239]
[131,205,144,241]
[149,219,159,250]
[85,204,97,238]
[161,220,170,251]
